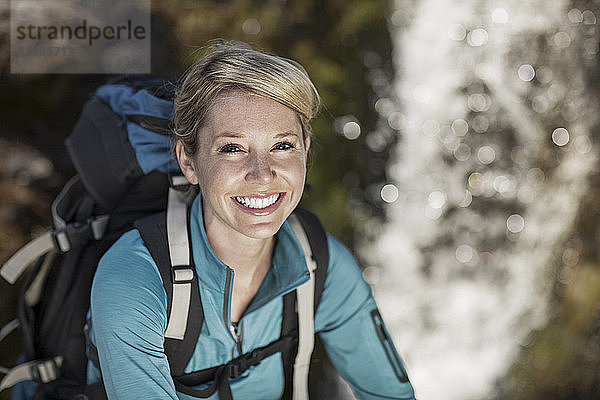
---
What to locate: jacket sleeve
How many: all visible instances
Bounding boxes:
[89,230,178,400]
[314,235,415,400]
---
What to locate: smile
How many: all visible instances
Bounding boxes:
[234,193,281,209]
[232,193,286,216]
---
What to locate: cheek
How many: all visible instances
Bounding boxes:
[278,157,307,186]
[196,160,239,195]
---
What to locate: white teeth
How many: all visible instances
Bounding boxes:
[235,194,280,209]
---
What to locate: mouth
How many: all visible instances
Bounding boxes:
[232,192,285,215]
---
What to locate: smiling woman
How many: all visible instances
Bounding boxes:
[85,42,416,400]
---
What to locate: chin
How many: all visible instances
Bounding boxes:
[242,218,287,240]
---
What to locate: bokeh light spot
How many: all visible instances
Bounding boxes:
[494,175,516,195]
[454,143,471,161]
[552,127,569,146]
[448,24,467,41]
[568,8,583,23]
[451,119,469,136]
[573,136,592,154]
[583,10,597,25]
[518,64,535,82]
[428,190,446,209]
[562,248,580,267]
[491,8,509,24]
[468,28,488,46]
[456,245,474,263]
[471,115,489,133]
[536,66,553,84]
[477,146,496,164]
[381,184,400,203]
[553,31,571,49]
[374,98,395,116]
[387,112,404,130]
[507,214,525,233]
[343,121,361,140]
[468,172,483,192]
[467,93,491,112]
[526,168,545,186]
[458,190,473,207]
[242,18,261,35]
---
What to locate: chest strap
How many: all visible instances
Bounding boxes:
[173,333,297,399]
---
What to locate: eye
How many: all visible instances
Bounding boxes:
[273,141,295,151]
[219,143,243,153]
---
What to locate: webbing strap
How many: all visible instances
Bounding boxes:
[0,213,109,285]
[0,356,63,391]
[0,319,19,348]
[165,187,193,340]
[288,214,317,400]
[173,335,296,399]
[0,232,54,284]
[24,250,57,307]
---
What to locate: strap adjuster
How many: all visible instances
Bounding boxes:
[171,266,194,284]
[50,215,110,253]
[29,356,63,384]
[228,363,241,379]
[228,348,262,378]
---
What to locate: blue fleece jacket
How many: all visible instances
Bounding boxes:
[86,195,415,399]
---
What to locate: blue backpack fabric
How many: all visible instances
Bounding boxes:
[0,76,182,399]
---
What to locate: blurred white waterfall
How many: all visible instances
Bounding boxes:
[367,1,600,399]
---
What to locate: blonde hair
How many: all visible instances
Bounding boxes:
[174,41,321,155]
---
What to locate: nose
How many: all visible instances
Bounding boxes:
[245,151,276,183]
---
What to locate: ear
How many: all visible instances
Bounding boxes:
[304,136,311,158]
[176,141,199,185]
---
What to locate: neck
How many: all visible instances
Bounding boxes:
[209,230,274,274]
[203,211,275,276]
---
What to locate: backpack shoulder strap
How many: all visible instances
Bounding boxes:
[286,207,329,400]
[134,186,203,378]
[291,207,329,311]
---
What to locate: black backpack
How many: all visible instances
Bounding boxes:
[0,77,334,400]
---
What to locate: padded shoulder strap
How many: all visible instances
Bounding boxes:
[286,208,330,400]
[134,204,203,378]
[292,207,329,311]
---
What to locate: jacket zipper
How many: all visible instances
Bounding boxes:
[371,309,410,383]
[224,268,244,356]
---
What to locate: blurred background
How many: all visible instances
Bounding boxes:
[2,0,600,399]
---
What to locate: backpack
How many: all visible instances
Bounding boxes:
[0,77,331,400]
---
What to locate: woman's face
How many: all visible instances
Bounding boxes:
[177,91,310,240]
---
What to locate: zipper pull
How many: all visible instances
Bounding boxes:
[230,321,243,355]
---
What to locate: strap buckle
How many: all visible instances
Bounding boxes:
[29,356,63,384]
[228,349,261,379]
[51,215,110,253]
[171,266,195,284]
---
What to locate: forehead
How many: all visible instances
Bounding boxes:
[201,91,301,139]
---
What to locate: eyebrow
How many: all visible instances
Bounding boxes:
[214,132,244,139]
[273,131,300,139]
[213,131,300,140]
